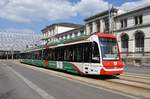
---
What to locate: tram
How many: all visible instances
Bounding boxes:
[21,33,123,75]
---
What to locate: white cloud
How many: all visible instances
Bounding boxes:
[75,0,108,17]
[0,0,76,23]
[0,0,109,23]
[119,0,150,11]
[0,0,149,23]
[2,28,34,33]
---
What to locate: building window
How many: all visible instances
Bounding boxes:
[120,19,127,28]
[139,15,143,24]
[134,15,143,25]
[135,31,144,53]
[103,17,109,33]
[121,33,129,53]
[65,35,67,39]
[74,32,78,37]
[61,36,63,40]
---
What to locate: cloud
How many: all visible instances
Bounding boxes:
[119,0,150,11]
[75,0,108,17]
[0,0,109,23]
[0,0,149,23]
[0,0,76,23]
[1,28,35,34]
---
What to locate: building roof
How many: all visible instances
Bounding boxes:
[115,4,150,18]
[42,22,84,32]
[0,31,41,51]
[84,8,118,22]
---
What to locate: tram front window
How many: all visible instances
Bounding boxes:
[99,37,119,60]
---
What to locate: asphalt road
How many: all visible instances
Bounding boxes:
[0,62,43,99]
[0,61,133,99]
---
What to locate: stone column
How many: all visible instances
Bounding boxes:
[133,38,135,57]
[100,20,104,33]
[92,21,97,33]
[85,24,90,35]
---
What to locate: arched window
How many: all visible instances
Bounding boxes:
[121,33,129,53]
[135,31,144,53]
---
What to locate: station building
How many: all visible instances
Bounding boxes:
[0,31,41,59]
[41,5,150,65]
[41,23,84,44]
[84,5,150,65]
[114,5,150,65]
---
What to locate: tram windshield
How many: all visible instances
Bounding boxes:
[99,37,119,60]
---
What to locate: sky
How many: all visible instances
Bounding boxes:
[0,0,150,34]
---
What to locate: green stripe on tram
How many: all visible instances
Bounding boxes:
[21,59,79,74]
[48,61,57,68]
[32,60,43,67]
[63,62,78,74]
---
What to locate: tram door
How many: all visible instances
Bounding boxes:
[82,42,100,74]
[82,42,92,74]
[43,48,49,66]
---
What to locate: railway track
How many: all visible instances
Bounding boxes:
[119,73,150,85]
[105,73,150,98]
[7,61,150,99]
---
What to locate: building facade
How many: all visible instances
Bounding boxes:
[55,26,85,41]
[114,5,150,65]
[84,8,125,35]
[41,23,83,44]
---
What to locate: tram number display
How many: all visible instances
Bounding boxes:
[57,61,63,69]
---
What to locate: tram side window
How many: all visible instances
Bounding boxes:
[28,52,33,59]
[55,48,64,61]
[33,50,42,59]
[51,49,56,61]
[43,49,49,60]
[23,53,27,59]
[41,42,99,63]
[74,44,82,62]
[82,43,92,62]
[63,43,93,62]
[77,45,83,62]
[59,48,64,61]
[92,42,100,63]
[32,51,35,59]
[33,51,36,59]
[39,50,42,59]
[47,49,52,60]
[67,46,73,61]
[63,44,84,62]
[64,48,68,61]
